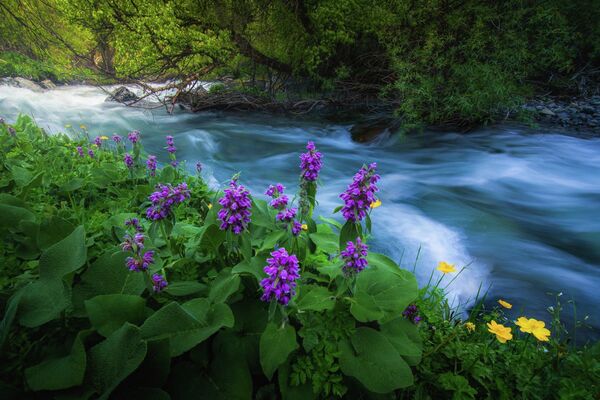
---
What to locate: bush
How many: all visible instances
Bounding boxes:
[0,51,99,83]
[0,116,598,399]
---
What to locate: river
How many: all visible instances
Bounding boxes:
[1,84,599,340]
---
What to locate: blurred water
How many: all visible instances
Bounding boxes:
[1,84,599,340]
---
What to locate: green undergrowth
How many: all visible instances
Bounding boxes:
[0,115,598,399]
[0,52,102,83]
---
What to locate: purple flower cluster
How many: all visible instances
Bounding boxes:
[276,207,297,223]
[88,149,95,158]
[147,155,157,176]
[218,180,252,234]
[146,183,191,220]
[299,141,323,182]
[291,221,303,236]
[112,135,122,144]
[165,135,176,154]
[402,304,422,324]
[121,224,155,272]
[195,162,203,173]
[128,130,140,144]
[77,146,84,157]
[260,248,300,305]
[265,183,288,210]
[125,217,143,232]
[152,273,168,292]
[93,136,102,147]
[339,163,380,222]
[8,126,16,136]
[340,237,368,275]
[124,153,134,168]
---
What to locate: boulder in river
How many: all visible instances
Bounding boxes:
[350,117,400,143]
[0,77,44,92]
[40,79,56,90]
[106,86,139,103]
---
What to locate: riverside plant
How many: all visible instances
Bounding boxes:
[0,115,597,400]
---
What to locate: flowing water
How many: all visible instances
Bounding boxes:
[1,84,599,339]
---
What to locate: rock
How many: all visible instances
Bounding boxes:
[350,117,400,143]
[106,86,139,103]
[39,79,56,90]
[540,107,556,117]
[0,77,43,92]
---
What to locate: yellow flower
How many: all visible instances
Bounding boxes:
[437,261,456,274]
[79,124,87,130]
[207,203,213,209]
[370,199,382,208]
[498,299,512,309]
[487,320,513,343]
[100,135,109,140]
[465,322,476,332]
[516,317,550,342]
[301,224,308,231]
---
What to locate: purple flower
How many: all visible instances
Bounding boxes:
[291,221,302,236]
[300,141,323,182]
[217,180,252,234]
[125,218,143,232]
[152,273,168,292]
[170,160,179,168]
[146,183,191,220]
[402,304,422,324]
[88,149,95,158]
[76,146,84,157]
[195,162,203,173]
[147,155,157,176]
[165,135,177,154]
[93,136,102,147]
[260,248,300,305]
[340,237,368,275]
[0,117,4,124]
[128,130,140,144]
[124,153,134,168]
[339,163,380,222]
[112,135,122,144]
[8,126,16,136]
[122,223,155,272]
[276,207,297,223]
[265,183,288,209]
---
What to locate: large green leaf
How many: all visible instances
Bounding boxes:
[25,330,89,391]
[258,230,286,253]
[0,204,36,229]
[379,318,423,362]
[339,221,361,251]
[339,327,413,393]
[72,251,145,315]
[140,299,234,357]
[18,280,70,327]
[85,294,146,337]
[37,216,76,250]
[164,281,207,297]
[232,254,267,283]
[350,262,418,322]
[208,269,240,304]
[198,223,226,252]
[211,331,253,400]
[259,322,298,380]
[39,225,86,281]
[0,289,25,349]
[309,224,339,254]
[295,285,335,312]
[88,323,147,400]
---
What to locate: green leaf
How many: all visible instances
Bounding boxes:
[39,225,86,281]
[85,294,146,337]
[258,230,286,253]
[259,322,298,380]
[350,262,418,322]
[295,285,335,312]
[250,199,274,229]
[339,327,413,393]
[439,372,477,399]
[164,281,207,297]
[198,223,226,252]
[0,204,36,229]
[318,216,342,230]
[140,300,234,357]
[232,255,267,283]
[19,280,70,327]
[309,224,339,254]
[0,289,25,349]
[211,331,253,400]
[339,221,361,251]
[208,269,240,304]
[379,318,423,362]
[72,251,145,316]
[88,323,147,400]
[37,216,76,250]
[25,330,89,391]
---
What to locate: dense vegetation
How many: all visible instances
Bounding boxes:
[0,116,598,399]
[2,1,600,125]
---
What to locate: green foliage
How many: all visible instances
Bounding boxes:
[0,116,598,399]
[0,52,99,83]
